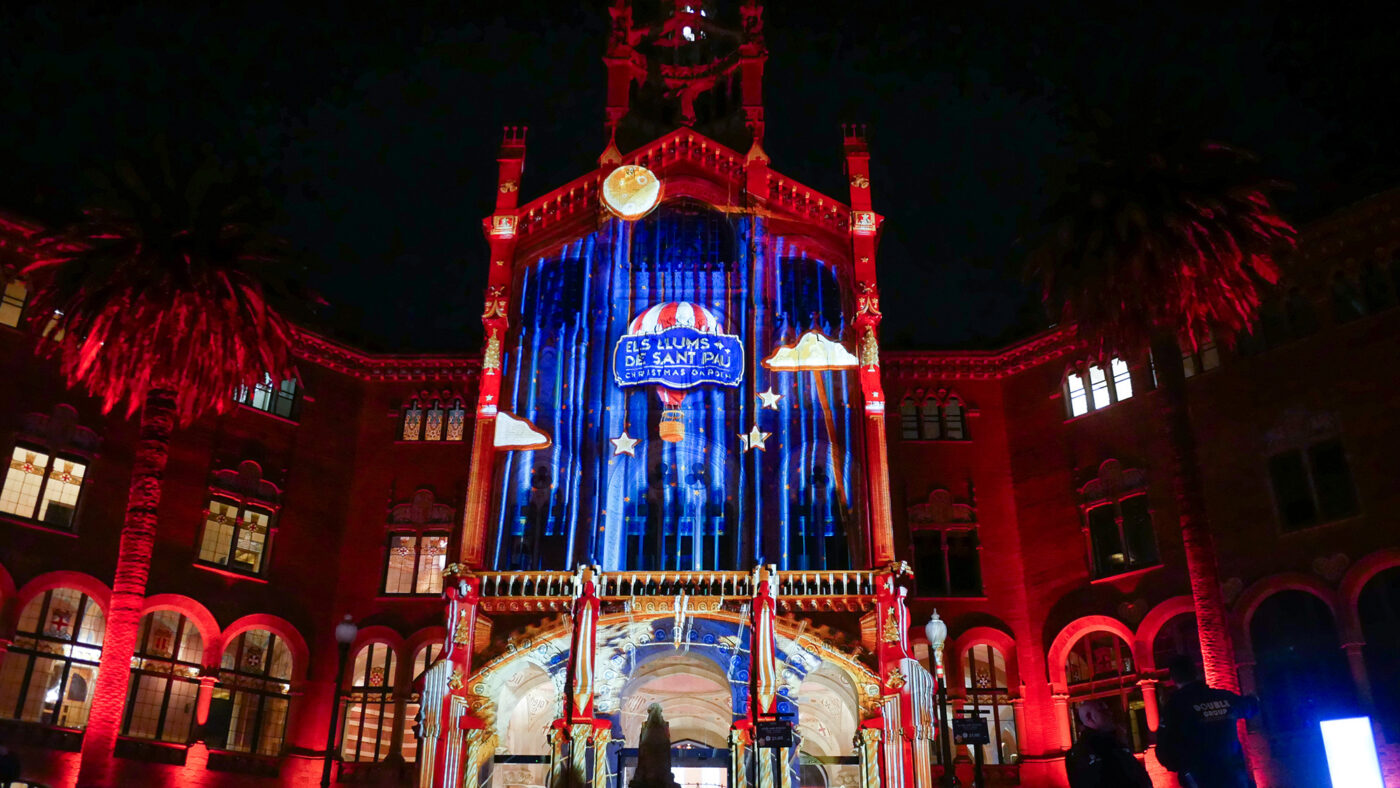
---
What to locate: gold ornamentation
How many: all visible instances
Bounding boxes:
[489,215,517,238]
[483,330,502,372]
[861,326,879,368]
[850,174,870,189]
[882,609,901,643]
[885,667,906,690]
[483,285,509,318]
[448,667,465,690]
[499,180,519,193]
[453,614,473,645]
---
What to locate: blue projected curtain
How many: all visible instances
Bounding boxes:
[491,201,862,572]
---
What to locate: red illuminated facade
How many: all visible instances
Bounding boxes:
[3,4,1400,788]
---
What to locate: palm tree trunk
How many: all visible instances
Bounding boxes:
[1150,336,1241,693]
[76,387,177,788]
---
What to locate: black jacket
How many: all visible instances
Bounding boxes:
[1065,729,1153,788]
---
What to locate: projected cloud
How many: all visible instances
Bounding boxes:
[494,411,552,450]
[763,331,859,371]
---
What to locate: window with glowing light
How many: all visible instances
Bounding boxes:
[0,587,105,729]
[401,642,444,763]
[121,610,203,743]
[383,533,449,596]
[0,277,27,327]
[234,374,300,420]
[1063,359,1132,418]
[207,629,292,756]
[1064,632,1148,753]
[0,445,87,530]
[197,497,274,576]
[1267,439,1358,531]
[400,396,467,442]
[341,643,397,763]
[1083,494,1158,579]
[962,645,1019,764]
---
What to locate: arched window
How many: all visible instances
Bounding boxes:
[122,610,203,742]
[900,398,919,441]
[963,644,1017,764]
[0,587,104,728]
[342,643,398,763]
[919,398,941,440]
[209,629,293,756]
[1359,567,1400,742]
[1063,359,1133,418]
[1251,591,1356,786]
[1064,632,1148,752]
[401,642,444,763]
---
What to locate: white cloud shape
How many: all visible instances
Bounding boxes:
[494,411,552,450]
[763,331,859,371]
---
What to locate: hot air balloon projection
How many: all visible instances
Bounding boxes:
[615,302,743,443]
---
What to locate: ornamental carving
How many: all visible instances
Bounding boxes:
[482,285,509,319]
[882,609,901,643]
[498,180,518,193]
[850,174,870,189]
[885,667,906,690]
[861,326,879,369]
[907,489,975,527]
[483,330,503,372]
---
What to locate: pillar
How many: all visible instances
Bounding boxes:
[729,724,751,788]
[1342,641,1374,708]
[843,124,894,566]
[1138,678,1160,731]
[858,725,883,788]
[424,567,483,788]
[461,126,526,569]
[1052,692,1072,752]
[593,727,612,788]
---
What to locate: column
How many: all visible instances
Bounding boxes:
[1052,692,1072,752]
[729,725,751,788]
[858,725,883,788]
[1138,678,1160,731]
[593,726,612,788]
[425,568,483,788]
[461,126,526,569]
[1342,641,1374,708]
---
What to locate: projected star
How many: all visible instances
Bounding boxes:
[610,431,639,456]
[758,387,782,409]
[739,425,771,452]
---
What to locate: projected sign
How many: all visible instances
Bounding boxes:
[614,326,743,389]
[614,302,744,391]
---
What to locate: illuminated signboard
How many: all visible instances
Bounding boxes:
[614,326,743,389]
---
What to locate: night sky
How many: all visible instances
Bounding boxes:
[4,1,1399,352]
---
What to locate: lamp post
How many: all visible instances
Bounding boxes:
[925,611,958,788]
[322,614,359,788]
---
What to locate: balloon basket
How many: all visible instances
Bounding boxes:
[659,410,685,443]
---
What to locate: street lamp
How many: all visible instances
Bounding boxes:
[925,611,958,788]
[322,614,359,788]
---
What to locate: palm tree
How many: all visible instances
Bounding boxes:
[1028,134,1295,693]
[26,152,299,787]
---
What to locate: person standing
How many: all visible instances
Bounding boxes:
[1065,700,1154,788]
[1156,656,1259,788]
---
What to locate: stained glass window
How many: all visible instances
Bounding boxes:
[445,400,467,441]
[1,446,87,530]
[383,533,449,595]
[401,399,423,440]
[424,402,444,441]
[0,587,105,728]
[208,630,292,756]
[122,610,203,743]
[197,498,273,575]
[342,643,398,762]
[962,645,1017,764]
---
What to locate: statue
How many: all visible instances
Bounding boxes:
[629,703,680,788]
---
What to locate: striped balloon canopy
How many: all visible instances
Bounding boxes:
[625,302,725,437]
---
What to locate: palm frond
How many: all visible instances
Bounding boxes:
[24,153,299,426]
[1029,139,1296,359]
